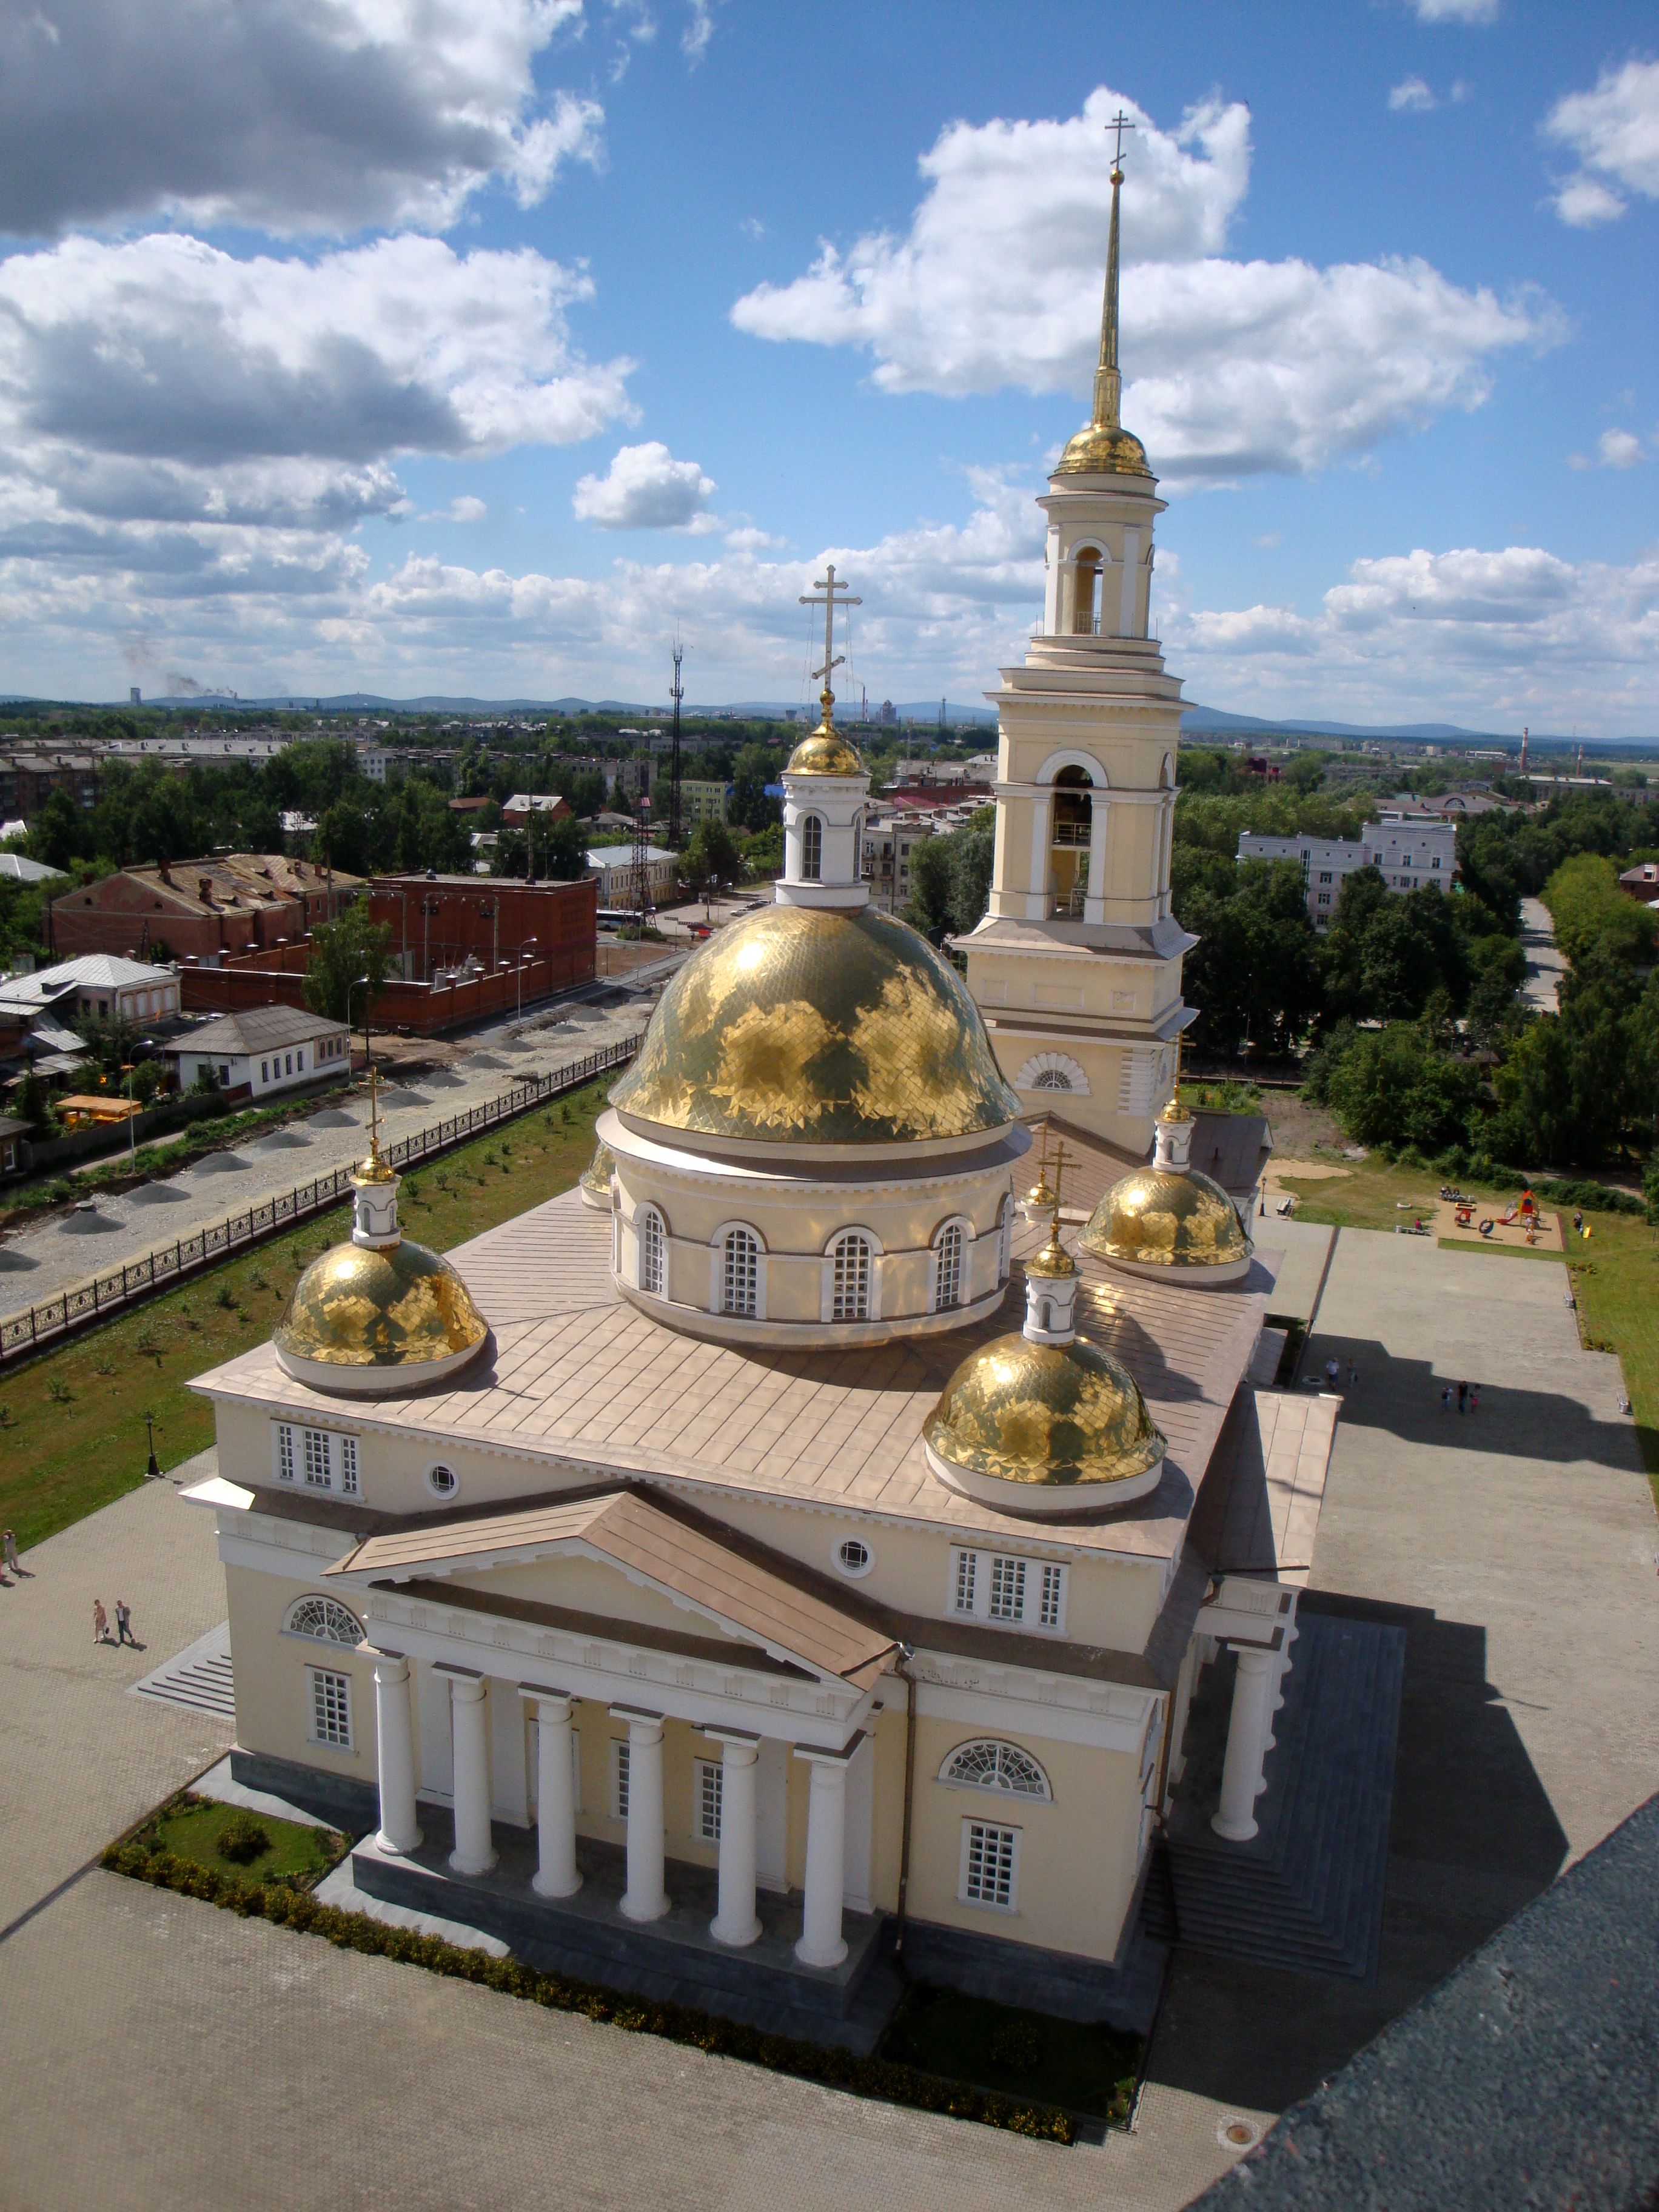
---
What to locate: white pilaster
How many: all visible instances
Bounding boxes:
[1084,794,1110,926]
[613,1706,669,1923]
[521,1687,580,1900]
[1212,1646,1278,1843]
[369,1649,421,1857]
[447,1671,497,1875]
[794,1744,853,1969]
[705,1728,762,1948]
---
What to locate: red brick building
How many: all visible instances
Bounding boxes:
[51,854,361,964]
[367,874,595,990]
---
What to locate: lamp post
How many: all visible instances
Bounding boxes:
[517,937,537,1022]
[121,1061,136,1167]
[142,1409,159,1481]
[346,973,374,1071]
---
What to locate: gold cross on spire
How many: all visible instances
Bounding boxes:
[799,563,860,733]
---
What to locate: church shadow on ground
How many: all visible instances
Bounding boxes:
[1300,1333,1644,1474]
[1144,1589,1569,2114]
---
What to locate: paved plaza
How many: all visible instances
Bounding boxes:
[0,988,654,1327]
[0,1223,1654,2210]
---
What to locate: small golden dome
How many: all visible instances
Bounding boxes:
[579,1139,615,1208]
[1025,1219,1078,1279]
[923,1334,1165,1504]
[275,1239,488,1386]
[1054,421,1150,477]
[787,729,865,777]
[1159,1091,1193,1125]
[610,901,1018,1146]
[1080,1165,1252,1276]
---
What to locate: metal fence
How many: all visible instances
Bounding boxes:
[0,1033,642,1368]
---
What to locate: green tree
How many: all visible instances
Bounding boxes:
[1542,851,1657,969]
[303,905,392,1024]
[1175,858,1321,1056]
[729,743,782,834]
[680,819,745,900]
[1326,1024,1483,1155]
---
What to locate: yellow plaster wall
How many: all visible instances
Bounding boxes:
[225,1560,376,1788]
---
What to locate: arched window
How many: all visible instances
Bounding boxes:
[1032,1067,1071,1091]
[637,1205,665,1296]
[831,1231,872,1322]
[997,1197,1013,1283]
[1050,766,1091,848]
[284,1594,364,1646]
[1072,548,1101,635]
[721,1227,759,1318]
[934,1222,965,1312]
[800,813,823,881]
[940,1739,1052,1800]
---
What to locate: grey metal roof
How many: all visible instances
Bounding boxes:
[166,1006,347,1057]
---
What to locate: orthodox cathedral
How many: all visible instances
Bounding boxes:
[184,156,1335,2043]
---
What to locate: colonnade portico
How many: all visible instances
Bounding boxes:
[366,1646,862,1972]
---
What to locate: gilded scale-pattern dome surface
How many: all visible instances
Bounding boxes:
[580,1139,615,1198]
[1054,421,1150,477]
[610,902,1020,1145]
[1080,1166,1250,1271]
[275,1239,488,1370]
[787,729,865,776]
[924,1334,1166,1492]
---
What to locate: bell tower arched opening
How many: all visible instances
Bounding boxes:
[1071,548,1102,635]
[1050,766,1092,916]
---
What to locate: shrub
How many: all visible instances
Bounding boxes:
[987,2020,1042,2074]
[1647,1159,1659,1230]
[217,1814,272,1865]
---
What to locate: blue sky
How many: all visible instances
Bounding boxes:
[0,0,1653,729]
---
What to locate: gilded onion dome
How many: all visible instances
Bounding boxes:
[579,1139,615,1210]
[609,901,1019,1147]
[787,727,865,777]
[1080,1099,1253,1284]
[274,1092,488,1396]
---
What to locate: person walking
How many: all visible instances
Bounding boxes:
[92,1598,110,1644]
[1346,1357,1359,1389]
[1456,1380,1468,1415]
[1469,1384,1481,1415]
[1325,1356,1341,1390]
[115,1597,137,1647]
[1441,1384,1453,1413]
[2,1529,21,1577]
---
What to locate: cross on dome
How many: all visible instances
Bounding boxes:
[798,563,860,734]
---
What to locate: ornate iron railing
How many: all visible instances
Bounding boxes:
[0,1033,642,1367]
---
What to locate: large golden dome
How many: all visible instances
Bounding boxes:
[787,729,865,776]
[609,902,1019,1146]
[923,1334,1166,1509]
[579,1139,615,1209]
[1054,421,1150,477]
[275,1238,488,1389]
[1080,1165,1252,1276]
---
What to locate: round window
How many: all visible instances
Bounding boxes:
[426,1463,459,1499]
[834,1535,873,1578]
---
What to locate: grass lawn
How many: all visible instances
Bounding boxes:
[1275,1154,1493,1233]
[0,1078,612,1551]
[134,1792,348,1885]
[878,1980,1142,2126]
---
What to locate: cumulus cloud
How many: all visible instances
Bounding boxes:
[1544,59,1659,226]
[1409,0,1497,21]
[1567,427,1645,471]
[0,232,635,538]
[0,0,603,238]
[731,86,1555,483]
[572,441,717,529]
[1389,78,1438,113]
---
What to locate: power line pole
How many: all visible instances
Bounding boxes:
[668,641,685,851]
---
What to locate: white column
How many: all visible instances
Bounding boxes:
[613,1706,669,1923]
[1026,793,1051,919]
[1212,1646,1278,1843]
[521,1687,580,1900]
[794,1746,851,1969]
[447,1671,497,1877]
[1084,793,1109,925]
[369,1650,421,1857]
[706,1730,762,1948]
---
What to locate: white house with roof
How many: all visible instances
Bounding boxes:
[167,1006,351,1099]
[1236,817,1458,929]
[0,954,181,1025]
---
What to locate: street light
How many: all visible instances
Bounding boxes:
[142,1409,160,1482]
[517,937,537,1022]
[346,972,374,1071]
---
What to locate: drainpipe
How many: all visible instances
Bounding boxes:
[890,1642,918,1972]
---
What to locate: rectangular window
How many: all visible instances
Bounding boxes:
[284,1054,293,1075]
[309,1668,352,1749]
[611,1738,631,1821]
[696,1758,723,1843]
[303,1429,332,1489]
[961,1820,1018,1910]
[261,1061,269,1083]
[297,1050,304,1070]
[1039,1563,1065,1631]
[954,1549,978,1614]
[988,1555,1027,1621]
[338,1435,359,1497]
[1318,871,1332,884]
[275,1424,296,1483]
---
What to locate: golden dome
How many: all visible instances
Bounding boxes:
[610,901,1019,1146]
[787,729,865,777]
[1080,1165,1252,1275]
[579,1139,615,1208]
[923,1333,1165,1503]
[1054,421,1150,477]
[1025,1218,1078,1279]
[275,1238,488,1382]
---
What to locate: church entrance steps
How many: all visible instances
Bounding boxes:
[127,1620,236,1720]
[349,1813,902,2055]
[1155,1607,1406,1980]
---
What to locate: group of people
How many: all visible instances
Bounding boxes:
[1440,1380,1481,1415]
[92,1597,138,1647]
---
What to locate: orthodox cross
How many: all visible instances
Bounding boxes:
[799,563,861,709]
[1107,109,1135,172]
[1051,1139,1068,1212]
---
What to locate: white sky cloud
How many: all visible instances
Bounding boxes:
[1389,78,1438,113]
[1409,0,1498,21]
[1568,427,1645,471]
[0,0,601,238]
[1545,59,1659,226]
[731,86,1557,484]
[572,441,718,529]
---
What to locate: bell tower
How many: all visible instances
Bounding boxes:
[959,121,1193,1158]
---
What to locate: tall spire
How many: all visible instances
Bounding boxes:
[1054,111,1148,479]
